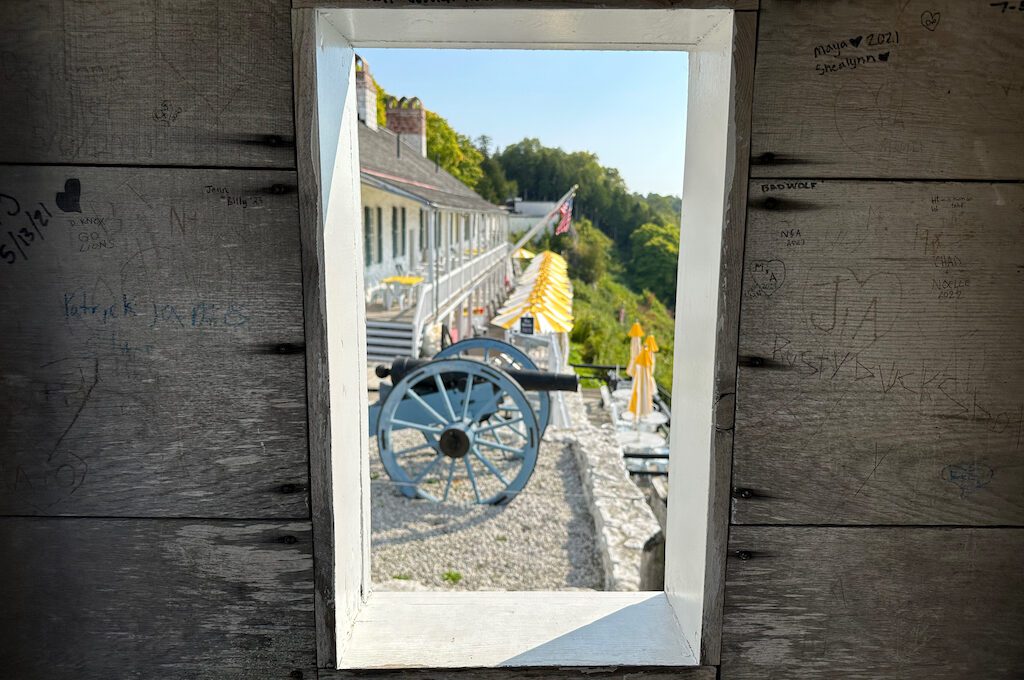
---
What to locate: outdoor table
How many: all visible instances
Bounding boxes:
[619,410,668,426]
[381,275,424,310]
[611,386,633,402]
[615,430,667,450]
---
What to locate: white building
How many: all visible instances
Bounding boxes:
[355,57,511,360]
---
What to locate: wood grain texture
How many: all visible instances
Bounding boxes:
[721,526,1024,679]
[701,9,756,666]
[0,0,294,167]
[750,0,1024,179]
[297,1,756,10]
[0,166,308,517]
[733,181,1024,525]
[321,669,716,679]
[0,518,315,679]
[292,7,338,669]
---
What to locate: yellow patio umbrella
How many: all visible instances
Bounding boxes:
[644,334,660,393]
[627,347,655,422]
[626,321,645,377]
[512,247,536,260]
[491,300,573,333]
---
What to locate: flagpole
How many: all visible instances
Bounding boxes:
[510,184,578,255]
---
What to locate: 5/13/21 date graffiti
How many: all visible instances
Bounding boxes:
[0,193,53,265]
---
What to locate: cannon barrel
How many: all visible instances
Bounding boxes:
[377,357,579,393]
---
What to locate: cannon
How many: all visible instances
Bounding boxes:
[368,338,579,505]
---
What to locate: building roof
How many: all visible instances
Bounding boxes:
[358,124,503,213]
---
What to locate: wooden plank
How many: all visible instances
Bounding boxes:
[298,1,757,10]
[721,526,1024,679]
[0,166,307,517]
[341,592,696,668]
[0,518,315,679]
[322,668,717,679]
[699,9,756,667]
[750,0,1024,179]
[292,7,339,669]
[732,181,1024,525]
[0,0,294,167]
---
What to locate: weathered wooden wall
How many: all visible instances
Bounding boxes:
[724,0,1024,676]
[0,1,315,678]
[2,0,1022,678]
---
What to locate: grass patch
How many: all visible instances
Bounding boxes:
[442,570,463,584]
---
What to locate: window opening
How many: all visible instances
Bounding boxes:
[308,6,740,669]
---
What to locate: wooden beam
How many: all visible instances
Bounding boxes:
[733,180,1024,526]
[0,166,307,518]
[699,8,757,666]
[0,0,295,167]
[722,526,1024,678]
[0,518,316,678]
[750,0,1024,179]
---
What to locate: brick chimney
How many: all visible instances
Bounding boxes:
[355,55,377,130]
[385,96,427,157]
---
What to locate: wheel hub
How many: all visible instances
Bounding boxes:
[439,426,472,459]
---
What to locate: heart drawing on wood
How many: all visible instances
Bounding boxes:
[56,178,82,213]
[920,11,940,31]
[849,35,863,48]
[751,259,787,297]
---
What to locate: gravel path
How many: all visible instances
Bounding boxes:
[369,426,603,591]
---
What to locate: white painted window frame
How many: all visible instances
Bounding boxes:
[298,4,747,670]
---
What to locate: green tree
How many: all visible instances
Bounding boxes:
[474,138,518,204]
[628,222,680,306]
[545,217,614,285]
[425,111,484,189]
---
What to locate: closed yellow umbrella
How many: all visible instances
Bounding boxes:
[627,347,655,422]
[626,321,644,377]
[644,334,660,392]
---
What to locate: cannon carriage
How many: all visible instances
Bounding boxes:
[369,338,578,504]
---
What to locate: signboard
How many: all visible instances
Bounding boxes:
[519,316,534,335]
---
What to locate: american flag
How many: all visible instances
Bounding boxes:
[554,197,573,235]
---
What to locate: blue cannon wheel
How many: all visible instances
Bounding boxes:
[376,358,540,505]
[435,338,551,436]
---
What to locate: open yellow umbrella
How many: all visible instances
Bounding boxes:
[627,347,655,422]
[491,301,573,333]
[512,247,536,260]
[626,321,644,377]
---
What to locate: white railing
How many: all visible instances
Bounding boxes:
[410,242,509,356]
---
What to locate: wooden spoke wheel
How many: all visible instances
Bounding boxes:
[435,337,551,436]
[376,358,540,505]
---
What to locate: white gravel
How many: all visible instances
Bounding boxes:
[369,426,603,591]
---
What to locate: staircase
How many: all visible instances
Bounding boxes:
[366,320,417,362]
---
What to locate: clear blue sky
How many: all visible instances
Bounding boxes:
[358,49,688,198]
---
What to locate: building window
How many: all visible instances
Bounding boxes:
[401,207,407,256]
[363,206,372,266]
[419,209,426,255]
[375,206,383,263]
[391,206,399,258]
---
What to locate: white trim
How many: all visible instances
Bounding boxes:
[341,592,697,669]
[324,8,723,50]
[666,11,735,647]
[314,5,737,669]
[314,16,372,662]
